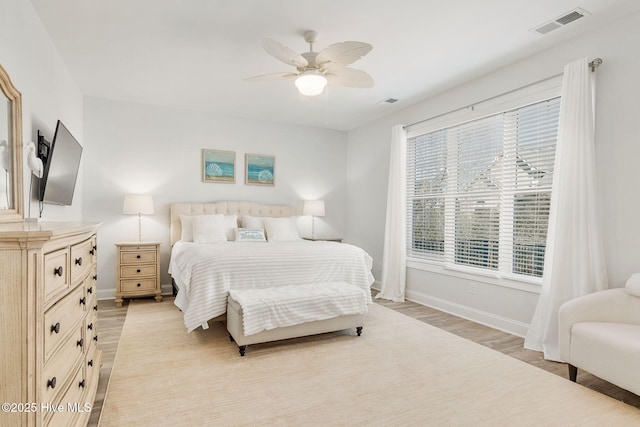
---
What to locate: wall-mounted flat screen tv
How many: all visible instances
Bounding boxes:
[38,120,83,206]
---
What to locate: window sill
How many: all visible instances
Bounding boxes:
[406,258,542,294]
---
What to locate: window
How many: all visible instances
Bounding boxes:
[407,96,560,280]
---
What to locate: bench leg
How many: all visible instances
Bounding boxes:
[568,364,578,382]
[356,326,363,336]
[239,345,246,357]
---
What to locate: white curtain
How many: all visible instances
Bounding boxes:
[524,58,608,361]
[377,124,407,302]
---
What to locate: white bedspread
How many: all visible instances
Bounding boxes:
[229,282,368,336]
[169,241,374,332]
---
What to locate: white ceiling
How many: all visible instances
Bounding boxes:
[29,0,640,131]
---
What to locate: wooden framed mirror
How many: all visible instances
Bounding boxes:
[0,64,24,223]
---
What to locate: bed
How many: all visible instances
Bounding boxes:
[168,201,375,332]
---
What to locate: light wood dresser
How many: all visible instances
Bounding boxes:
[0,222,101,427]
[114,242,161,307]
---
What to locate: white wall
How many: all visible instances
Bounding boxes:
[346,11,640,336]
[0,0,84,221]
[83,97,348,299]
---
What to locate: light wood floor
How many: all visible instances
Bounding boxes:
[89,295,640,425]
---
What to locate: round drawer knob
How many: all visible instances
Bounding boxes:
[87,323,93,330]
[77,338,83,347]
[51,322,60,334]
[54,266,63,277]
[79,379,86,389]
[88,359,93,367]
[79,297,86,306]
[47,377,57,389]
[75,257,83,266]
[136,255,141,259]
[87,287,93,294]
[137,283,141,287]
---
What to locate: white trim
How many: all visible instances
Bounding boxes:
[407,259,542,294]
[407,75,563,137]
[405,288,530,337]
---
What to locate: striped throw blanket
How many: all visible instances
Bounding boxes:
[229,282,368,336]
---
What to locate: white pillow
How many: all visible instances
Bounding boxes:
[181,214,237,242]
[180,215,194,242]
[625,273,640,297]
[234,228,267,242]
[263,217,301,242]
[191,214,227,243]
[223,214,238,241]
[241,215,270,230]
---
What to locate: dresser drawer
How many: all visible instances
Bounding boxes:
[86,308,97,343]
[120,278,157,293]
[120,249,157,264]
[71,238,93,286]
[120,264,156,278]
[43,323,84,404]
[46,364,87,427]
[44,285,85,361]
[44,248,69,301]
[85,338,99,387]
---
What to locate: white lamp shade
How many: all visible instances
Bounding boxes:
[123,194,154,215]
[295,71,327,96]
[303,200,325,217]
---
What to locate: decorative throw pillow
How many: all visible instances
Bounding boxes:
[191,214,227,243]
[234,228,267,242]
[263,217,301,242]
[625,273,640,297]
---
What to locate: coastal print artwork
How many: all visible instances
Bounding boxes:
[245,153,275,186]
[202,149,235,183]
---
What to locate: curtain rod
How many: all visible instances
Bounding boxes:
[404,58,603,130]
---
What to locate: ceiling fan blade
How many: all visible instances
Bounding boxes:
[316,41,372,70]
[326,68,374,88]
[262,38,308,68]
[244,72,298,82]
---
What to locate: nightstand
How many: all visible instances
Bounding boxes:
[115,242,161,307]
[303,237,343,243]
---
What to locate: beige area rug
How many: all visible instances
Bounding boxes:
[99,299,640,426]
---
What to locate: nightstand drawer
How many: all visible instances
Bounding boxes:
[120,250,157,264]
[121,278,157,293]
[115,242,161,307]
[120,265,156,278]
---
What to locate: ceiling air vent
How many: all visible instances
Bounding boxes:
[533,8,589,35]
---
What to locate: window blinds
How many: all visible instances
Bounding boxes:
[407,96,561,279]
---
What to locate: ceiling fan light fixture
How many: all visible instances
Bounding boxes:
[295,70,327,96]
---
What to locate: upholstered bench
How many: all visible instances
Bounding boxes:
[226,282,368,356]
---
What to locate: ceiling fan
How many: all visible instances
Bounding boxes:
[245,31,374,96]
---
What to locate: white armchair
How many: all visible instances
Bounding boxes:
[559,288,640,395]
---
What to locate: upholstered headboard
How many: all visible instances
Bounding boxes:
[170,201,295,245]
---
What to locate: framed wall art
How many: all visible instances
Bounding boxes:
[202,149,235,183]
[245,153,275,186]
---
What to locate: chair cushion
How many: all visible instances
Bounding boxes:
[570,322,640,395]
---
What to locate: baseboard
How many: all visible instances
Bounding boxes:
[405,289,529,338]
